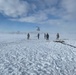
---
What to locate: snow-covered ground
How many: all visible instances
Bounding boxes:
[0,33,76,75]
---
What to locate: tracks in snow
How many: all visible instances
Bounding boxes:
[54,40,76,48]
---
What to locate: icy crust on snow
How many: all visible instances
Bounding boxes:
[0,34,76,75]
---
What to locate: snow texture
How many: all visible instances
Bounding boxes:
[0,33,76,75]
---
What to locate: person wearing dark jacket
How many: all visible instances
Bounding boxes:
[27,33,30,39]
[56,33,59,40]
[37,33,40,39]
[46,33,49,40]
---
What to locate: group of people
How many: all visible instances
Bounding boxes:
[27,33,40,40]
[27,33,60,40]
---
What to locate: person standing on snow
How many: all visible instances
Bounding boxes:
[27,33,30,40]
[37,33,40,39]
[56,33,59,40]
[46,33,49,40]
[44,33,46,40]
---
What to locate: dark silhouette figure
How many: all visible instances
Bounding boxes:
[36,27,40,31]
[27,33,30,39]
[56,33,59,40]
[37,33,40,39]
[44,33,46,39]
[46,33,49,40]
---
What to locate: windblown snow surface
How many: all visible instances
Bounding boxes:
[0,33,76,75]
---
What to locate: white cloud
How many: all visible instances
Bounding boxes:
[11,11,48,23]
[61,0,76,21]
[0,0,76,24]
[0,0,30,17]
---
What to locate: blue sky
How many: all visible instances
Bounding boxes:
[0,0,76,33]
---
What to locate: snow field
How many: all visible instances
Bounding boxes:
[0,34,76,75]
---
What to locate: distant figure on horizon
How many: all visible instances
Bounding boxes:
[36,27,40,31]
[37,33,40,39]
[56,33,59,40]
[46,33,49,40]
[44,33,46,39]
[27,33,30,40]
